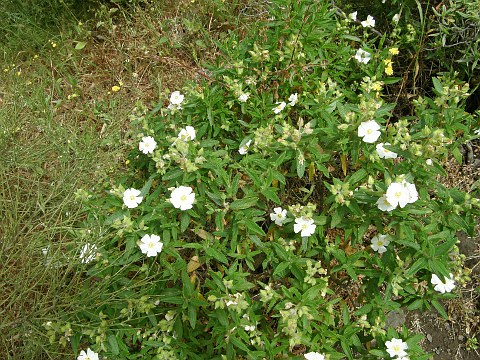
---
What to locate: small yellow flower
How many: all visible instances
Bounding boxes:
[384,59,393,66]
[385,66,393,76]
[371,82,383,91]
[111,85,121,92]
[389,47,399,55]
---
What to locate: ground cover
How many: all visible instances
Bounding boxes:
[1,0,479,359]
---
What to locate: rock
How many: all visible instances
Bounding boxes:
[386,309,406,329]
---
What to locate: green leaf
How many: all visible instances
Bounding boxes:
[188,304,197,329]
[244,219,266,236]
[407,257,427,276]
[432,77,443,95]
[348,168,367,185]
[369,349,386,357]
[158,36,169,45]
[205,247,228,264]
[180,212,190,232]
[273,261,290,277]
[262,187,281,204]
[108,334,119,355]
[74,41,86,50]
[230,336,250,353]
[407,298,424,311]
[452,146,463,164]
[230,196,258,210]
[431,299,448,319]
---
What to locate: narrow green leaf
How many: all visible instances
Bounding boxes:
[407,257,427,275]
[431,299,448,319]
[205,247,228,264]
[230,197,258,210]
[244,219,265,236]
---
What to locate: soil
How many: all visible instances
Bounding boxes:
[404,140,480,360]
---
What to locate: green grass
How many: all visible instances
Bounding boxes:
[0,1,265,358]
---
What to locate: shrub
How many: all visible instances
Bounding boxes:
[46,1,479,359]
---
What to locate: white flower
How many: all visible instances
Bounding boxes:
[431,273,455,293]
[385,182,411,208]
[288,93,298,106]
[139,136,157,154]
[239,140,252,155]
[393,13,400,23]
[304,352,325,360]
[355,48,371,64]
[376,195,396,212]
[293,217,316,237]
[123,188,143,208]
[170,186,195,210]
[385,338,408,358]
[169,91,184,105]
[349,11,357,21]
[178,125,196,141]
[244,325,255,332]
[238,93,249,102]
[272,101,286,114]
[474,128,480,135]
[80,243,97,263]
[376,143,398,159]
[358,120,381,143]
[426,158,433,166]
[371,234,390,254]
[139,234,164,257]
[77,348,99,360]
[361,15,375,28]
[270,207,287,226]
[402,180,418,204]
[225,300,237,307]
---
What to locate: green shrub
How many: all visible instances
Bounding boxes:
[45,1,478,359]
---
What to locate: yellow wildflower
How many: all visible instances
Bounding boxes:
[371,81,383,92]
[385,66,393,76]
[384,59,393,66]
[389,47,399,55]
[111,85,121,92]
